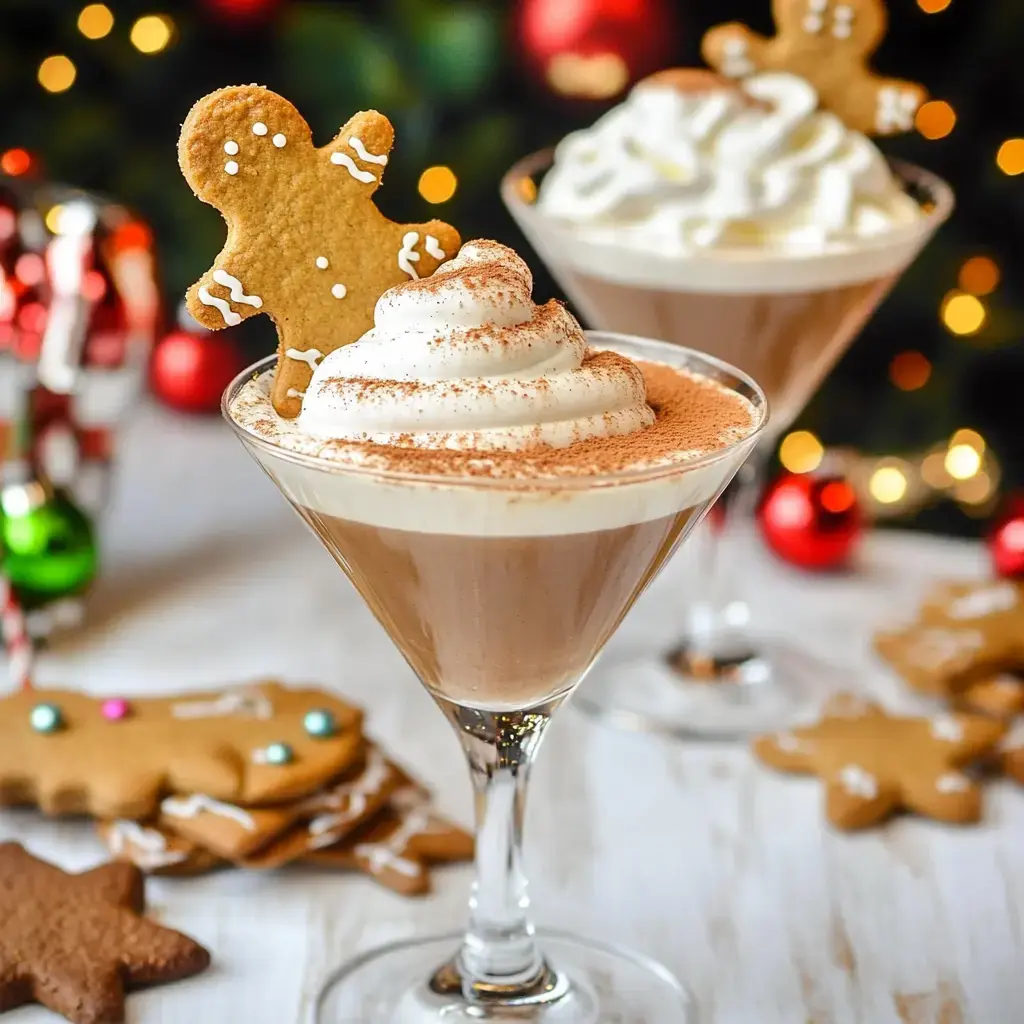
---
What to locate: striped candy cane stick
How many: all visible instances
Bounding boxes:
[0,578,33,692]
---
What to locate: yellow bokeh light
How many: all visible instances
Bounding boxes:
[778,430,824,474]
[870,466,908,505]
[950,428,985,454]
[945,444,982,481]
[997,139,1024,176]
[954,471,994,506]
[417,166,458,204]
[917,0,951,11]
[958,256,1000,296]
[38,55,77,93]
[941,292,986,336]
[546,52,629,100]
[921,450,951,489]
[130,14,174,54]
[78,3,114,39]
[44,205,65,235]
[915,100,956,140]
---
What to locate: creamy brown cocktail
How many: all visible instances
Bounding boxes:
[226,239,766,1020]
[503,70,952,738]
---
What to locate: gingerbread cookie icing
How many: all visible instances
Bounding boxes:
[178,85,460,417]
[702,0,926,136]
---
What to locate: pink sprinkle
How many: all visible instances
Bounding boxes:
[101,698,131,721]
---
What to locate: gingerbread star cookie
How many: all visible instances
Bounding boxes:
[0,681,363,818]
[179,85,461,417]
[753,695,1006,829]
[702,0,926,135]
[875,580,1024,712]
[0,843,210,1024]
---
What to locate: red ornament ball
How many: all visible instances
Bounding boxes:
[758,472,863,571]
[988,497,1024,579]
[150,330,245,414]
[514,0,678,102]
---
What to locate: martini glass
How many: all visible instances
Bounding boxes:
[224,333,766,1023]
[504,152,953,738]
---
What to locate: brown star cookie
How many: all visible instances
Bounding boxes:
[301,785,474,896]
[0,681,363,818]
[702,0,927,135]
[753,695,1006,829]
[875,580,1024,703]
[96,821,223,877]
[0,843,210,1023]
[179,85,461,418]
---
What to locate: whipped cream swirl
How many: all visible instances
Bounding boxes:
[299,240,655,450]
[538,71,922,255]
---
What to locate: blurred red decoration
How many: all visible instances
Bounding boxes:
[988,497,1024,579]
[758,472,863,571]
[201,0,281,24]
[514,0,677,102]
[150,329,245,414]
[1,149,35,178]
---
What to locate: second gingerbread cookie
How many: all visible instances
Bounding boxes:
[179,86,461,418]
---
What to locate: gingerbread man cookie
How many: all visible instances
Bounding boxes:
[702,0,926,135]
[875,580,1024,710]
[179,86,461,417]
[753,696,1005,829]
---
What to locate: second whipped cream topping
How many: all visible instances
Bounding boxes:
[538,71,922,255]
[299,240,655,450]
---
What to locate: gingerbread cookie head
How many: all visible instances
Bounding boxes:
[702,0,926,135]
[179,85,461,418]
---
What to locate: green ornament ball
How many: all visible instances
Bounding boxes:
[1,488,97,609]
[303,708,337,738]
[30,702,64,733]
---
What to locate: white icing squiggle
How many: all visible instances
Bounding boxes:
[108,821,189,870]
[305,749,391,849]
[197,287,241,326]
[331,151,377,183]
[348,137,388,165]
[425,235,446,260]
[354,788,437,878]
[287,388,305,399]
[162,794,256,831]
[538,71,922,255]
[300,239,655,451]
[286,347,323,369]
[398,231,421,279]
[212,269,263,309]
[171,689,273,720]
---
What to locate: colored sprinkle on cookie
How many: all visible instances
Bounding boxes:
[178,85,460,418]
[701,0,927,135]
[0,843,209,1024]
[753,696,1005,829]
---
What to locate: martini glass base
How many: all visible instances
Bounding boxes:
[314,929,692,1022]
[574,639,853,739]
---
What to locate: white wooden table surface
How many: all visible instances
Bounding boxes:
[3,403,1022,1024]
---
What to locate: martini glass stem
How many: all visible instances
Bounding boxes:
[434,693,564,1002]
[685,447,769,666]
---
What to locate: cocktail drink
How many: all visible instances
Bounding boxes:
[225,241,766,1021]
[503,70,953,737]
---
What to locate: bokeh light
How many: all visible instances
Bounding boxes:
[959,256,1000,296]
[917,0,951,10]
[954,472,994,506]
[915,100,956,140]
[130,15,174,54]
[945,444,982,480]
[778,431,824,474]
[950,428,986,453]
[889,351,931,391]
[820,480,856,514]
[38,55,77,93]
[546,53,628,100]
[0,149,32,176]
[921,450,952,489]
[418,166,458,204]
[941,292,986,335]
[44,205,65,235]
[870,466,908,504]
[997,139,1024,176]
[78,4,114,39]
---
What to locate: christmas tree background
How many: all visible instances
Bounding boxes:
[1,0,1020,537]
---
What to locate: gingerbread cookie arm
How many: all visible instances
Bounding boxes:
[900,770,982,825]
[825,769,900,829]
[752,731,817,773]
[701,23,771,78]
[185,256,267,333]
[321,110,395,194]
[870,77,927,136]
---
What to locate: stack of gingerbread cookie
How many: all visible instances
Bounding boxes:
[751,580,1024,830]
[0,680,473,895]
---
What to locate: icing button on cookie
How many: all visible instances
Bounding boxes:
[30,702,63,733]
[304,708,337,738]
[259,741,295,765]
[101,698,132,721]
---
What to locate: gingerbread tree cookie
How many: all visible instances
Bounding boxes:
[753,696,1005,829]
[875,580,1024,714]
[0,843,209,1024]
[702,0,926,135]
[178,85,461,417]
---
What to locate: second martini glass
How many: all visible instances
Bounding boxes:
[225,334,766,1022]
[504,151,953,738]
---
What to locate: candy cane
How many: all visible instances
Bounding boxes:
[0,578,33,692]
